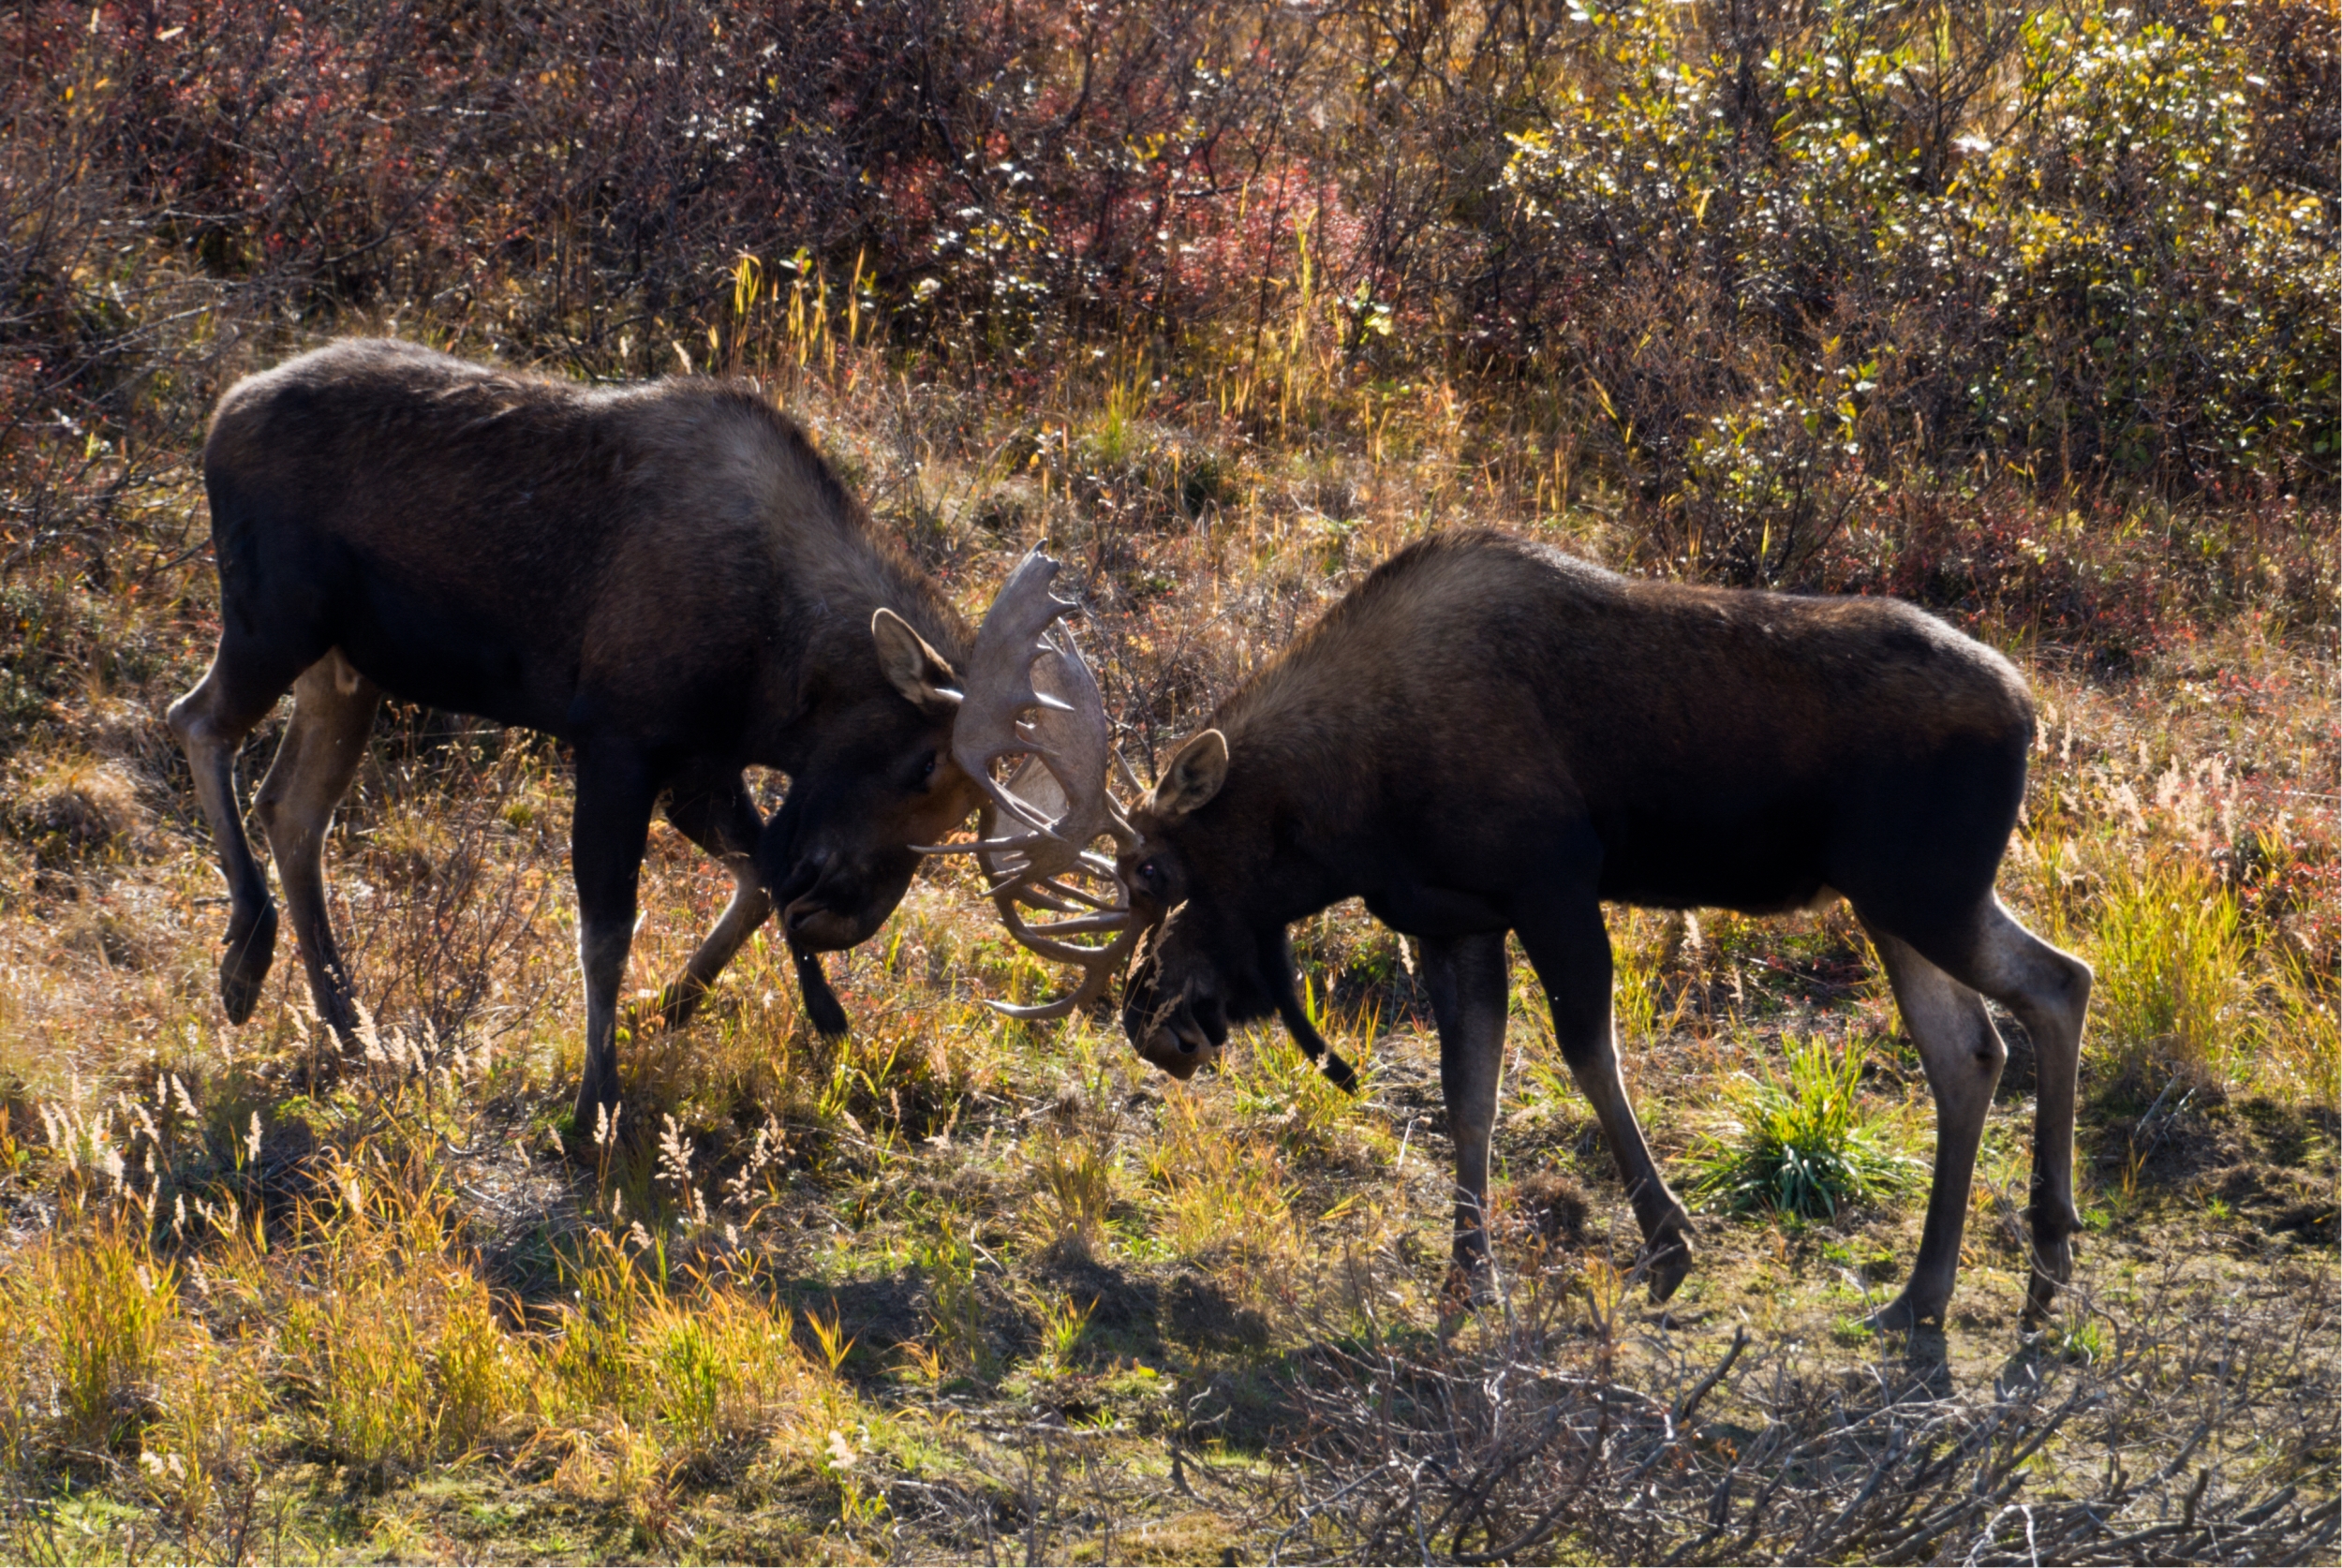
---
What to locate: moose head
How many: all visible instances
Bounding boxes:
[914,585,1354,1089]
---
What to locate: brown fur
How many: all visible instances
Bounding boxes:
[200,338,968,748]
[1207,534,2031,903]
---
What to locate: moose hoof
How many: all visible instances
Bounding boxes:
[1438,1260,1500,1332]
[2023,1232,2075,1324]
[1446,1259,1500,1310]
[569,1087,621,1145]
[1642,1224,1695,1304]
[319,988,361,1047]
[1862,1292,1947,1334]
[218,903,279,1024]
[651,977,708,1032]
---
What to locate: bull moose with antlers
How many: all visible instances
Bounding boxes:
[1056,530,2091,1330]
[170,339,1120,1127]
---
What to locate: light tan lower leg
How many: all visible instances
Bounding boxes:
[166,664,280,1022]
[1955,897,2091,1320]
[1866,927,2005,1327]
[655,857,774,1028]
[252,651,380,1039]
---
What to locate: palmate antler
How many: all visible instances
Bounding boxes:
[917,551,1144,1020]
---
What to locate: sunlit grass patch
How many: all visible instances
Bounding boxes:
[639,1282,831,1475]
[281,1150,528,1477]
[913,1221,990,1379]
[1688,1035,1920,1220]
[2255,948,2341,1105]
[140,1332,267,1554]
[1225,987,1375,1152]
[532,1223,866,1501]
[1148,1087,1298,1266]
[19,1218,180,1457]
[1030,1060,1122,1261]
[2088,855,2247,1101]
[1607,906,1687,1046]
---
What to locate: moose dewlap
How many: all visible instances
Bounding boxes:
[1114,529,2092,1330]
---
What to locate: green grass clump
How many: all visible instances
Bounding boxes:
[1690,1037,1920,1221]
[2089,857,2246,1100]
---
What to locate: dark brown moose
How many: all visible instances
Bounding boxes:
[1103,529,2091,1330]
[170,339,1127,1127]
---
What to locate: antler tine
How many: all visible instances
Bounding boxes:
[985,921,1144,1020]
[941,550,1082,833]
[916,549,1148,1021]
[1016,625,1119,853]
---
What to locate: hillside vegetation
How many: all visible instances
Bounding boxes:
[0,0,2335,1561]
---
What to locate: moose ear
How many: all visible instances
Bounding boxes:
[1151,730,1229,821]
[870,609,962,716]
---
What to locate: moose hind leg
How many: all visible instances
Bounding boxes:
[167,639,307,1023]
[252,652,380,1042]
[1422,931,1511,1303]
[1948,899,2091,1322]
[1516,900,1695,1302]
[1861,925,2005,1329]
[652,762,773,1030]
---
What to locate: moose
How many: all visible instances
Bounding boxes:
[1092,529,2091,1330]
[170,339,1123,1127]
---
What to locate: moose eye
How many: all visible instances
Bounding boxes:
[1136,859,1163,888]
[913,750,939,785]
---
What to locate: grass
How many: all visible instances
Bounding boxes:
[2088,857,2249,1102]
[32,1218,180,1456]
[1688,1035,1922,1221]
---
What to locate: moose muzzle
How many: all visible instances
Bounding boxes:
[1138,1013,1220,1078]
[1122,946,1227,1078]
[775,846,906,951]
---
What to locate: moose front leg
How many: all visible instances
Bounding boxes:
[570,747,659,1131]
[1517,899,1695,1303]
[786,939,851,1038]
[654,762,774,1031]
[1422,930,1512,1305]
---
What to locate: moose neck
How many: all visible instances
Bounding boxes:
[1205,703,1388,931]
[1202,576,1488,939]
[749,512,970,772]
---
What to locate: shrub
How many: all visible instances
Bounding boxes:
[1493,0,2335,576]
